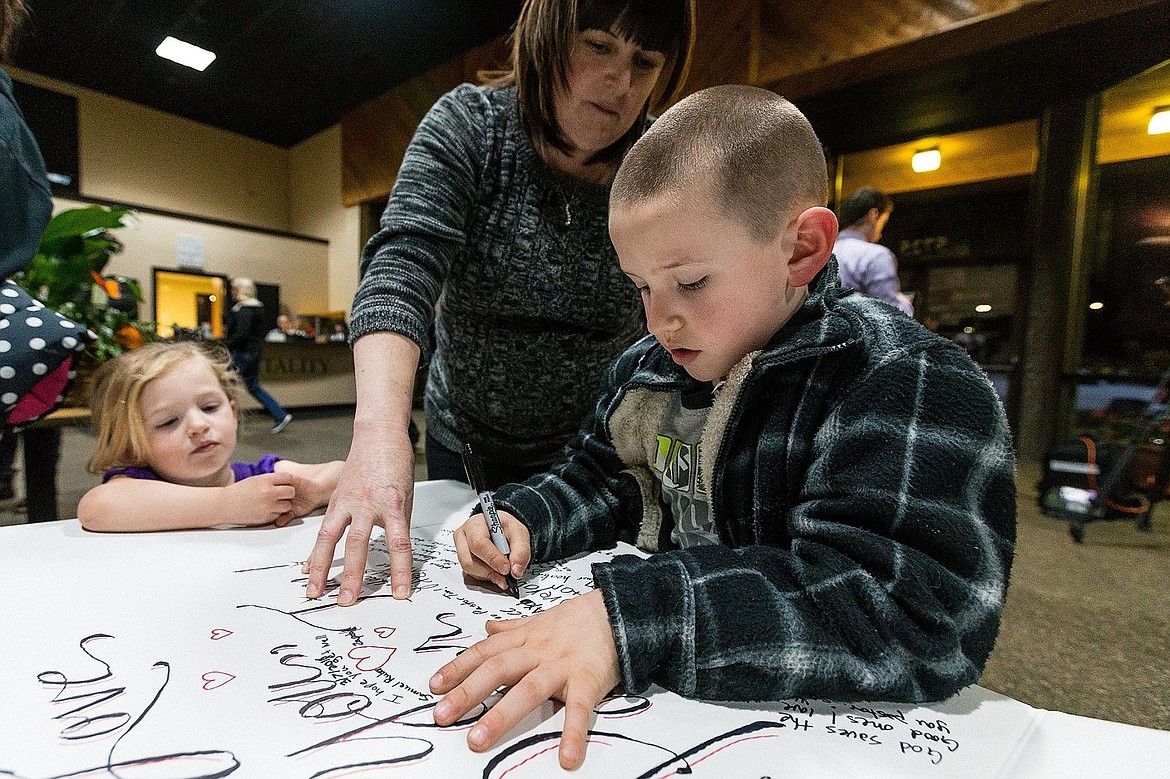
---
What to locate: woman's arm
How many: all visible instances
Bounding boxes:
[305,87,491,604]
[78,472,299,532]
[303,332,421,604]
[222,307,246,352]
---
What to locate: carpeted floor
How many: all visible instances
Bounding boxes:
[979,460,1170,730]
[3,408,1167,732]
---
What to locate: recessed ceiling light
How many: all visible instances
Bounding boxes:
[156,36,216,71]
[911,148,941,173]
[1149,107,1170,136]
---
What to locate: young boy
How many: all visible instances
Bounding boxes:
[429,85,1016,769]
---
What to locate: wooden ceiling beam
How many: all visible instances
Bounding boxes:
[752,0,1020,98]
[759,0,1170,99]
[678,0,762,97]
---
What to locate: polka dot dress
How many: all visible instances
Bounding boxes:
[1,281,93,426]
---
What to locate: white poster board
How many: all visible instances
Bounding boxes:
[1,481,1165,777]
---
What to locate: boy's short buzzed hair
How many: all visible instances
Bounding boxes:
[611,84,828,242]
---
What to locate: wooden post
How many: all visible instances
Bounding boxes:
[1016,95,1100,461]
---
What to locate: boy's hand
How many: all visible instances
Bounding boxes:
[225,472,297,527]
[429,589,620,770]
[453,509,531,593]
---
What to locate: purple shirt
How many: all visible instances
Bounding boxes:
[834,230,914,316]
[103,454,283,484]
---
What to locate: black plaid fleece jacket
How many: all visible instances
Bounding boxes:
[495,264,1017,703]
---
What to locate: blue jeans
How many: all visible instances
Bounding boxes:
[231,351,289,423]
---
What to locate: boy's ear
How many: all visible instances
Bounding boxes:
[787,206,838,287]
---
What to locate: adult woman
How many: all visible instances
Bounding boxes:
[305,0,695,604]
[225,277,293,433]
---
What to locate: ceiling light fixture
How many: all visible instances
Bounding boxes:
[1149,107,1170,136]
[974,304,992,313]
[156,36,216,71]
[911,147,941,173]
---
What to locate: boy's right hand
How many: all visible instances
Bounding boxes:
[225,472,298,527]
[453,509,531,593]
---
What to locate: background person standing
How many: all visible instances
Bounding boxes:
[1,0,59,516]
[226,277,292,433]
[834,186,914,316]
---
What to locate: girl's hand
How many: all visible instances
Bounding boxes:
[224,472,298,526]
[453,509,531,593]
[429,589,620,770]
[280,461,344,519]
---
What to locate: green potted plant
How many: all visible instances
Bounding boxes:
[14,204,155,364]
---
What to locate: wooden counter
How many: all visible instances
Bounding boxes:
[251,340,356,409]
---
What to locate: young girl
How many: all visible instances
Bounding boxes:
[78,341,343,532]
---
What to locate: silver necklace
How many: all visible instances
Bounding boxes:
[554,179,573,227]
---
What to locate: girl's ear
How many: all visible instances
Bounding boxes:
[787,206,838,287]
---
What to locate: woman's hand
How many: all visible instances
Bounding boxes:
[453,509,531,593]
[303,423,416,604]
[302,332,422,605]
[429,589,621,770]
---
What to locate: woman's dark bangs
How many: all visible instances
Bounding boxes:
[578,0,682,55]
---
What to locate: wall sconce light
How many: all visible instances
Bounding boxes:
[1149,107,1170,136]
[974,304,992,313]
[911,148,941,173]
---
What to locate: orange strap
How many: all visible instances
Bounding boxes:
[1106,494,1150,514]
[1079,435,1098,492]
[1078,436,1150,514]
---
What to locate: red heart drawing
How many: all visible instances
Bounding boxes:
[373,626,396,639]
[348,645,396,672]
[201,671,235,690]
[210,629,233,641]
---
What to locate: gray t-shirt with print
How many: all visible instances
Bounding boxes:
[652,389,717,549]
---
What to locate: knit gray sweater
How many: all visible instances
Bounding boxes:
[350,84,645,465]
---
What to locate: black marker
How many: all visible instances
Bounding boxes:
[460,443,521,598]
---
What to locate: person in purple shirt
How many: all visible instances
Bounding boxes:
[78,341,342,532]
[833,186,914,316]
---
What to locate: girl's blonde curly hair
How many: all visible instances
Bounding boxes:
[86,341,244,474]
